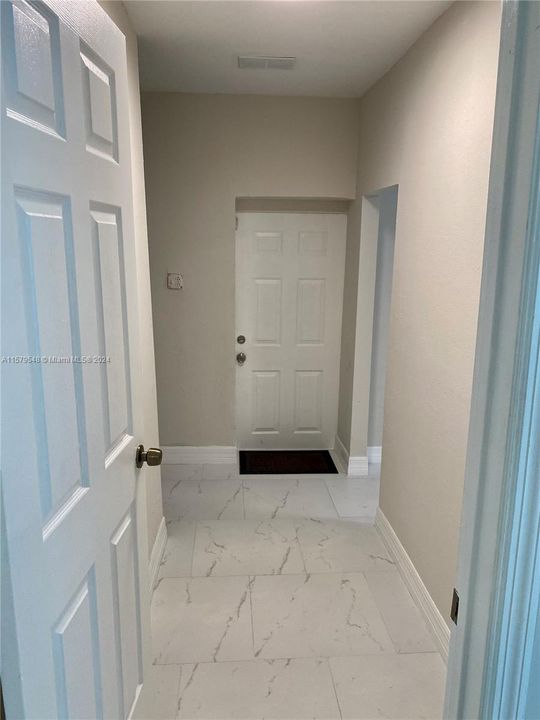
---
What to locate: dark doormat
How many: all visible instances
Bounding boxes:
[239,450,338,475]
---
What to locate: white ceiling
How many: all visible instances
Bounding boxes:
[126,1,452,97]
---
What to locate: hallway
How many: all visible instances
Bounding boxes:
[150,463,446,718]
[5,1,540,717]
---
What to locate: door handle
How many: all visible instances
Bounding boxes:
[236,352,247,365]
[135,444,163,468]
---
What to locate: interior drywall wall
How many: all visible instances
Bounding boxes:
[99,2,163,557]
[368,187,397,448]
[339,0,501,619]
[141,93,360,446]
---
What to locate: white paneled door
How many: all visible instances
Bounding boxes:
[2,2,151,718]
[236,213,346,449]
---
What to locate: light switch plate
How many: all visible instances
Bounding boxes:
[167,272,183,290]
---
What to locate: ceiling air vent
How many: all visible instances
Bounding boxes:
[237,55,296,70]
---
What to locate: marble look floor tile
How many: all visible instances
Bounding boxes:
[336,516,377,527]
[163,479,244,522]
[243,477,338,521]
[192,520,305,577]
[158,522,195,579]
[364,569,437,653]
[251,572,393,659]
[161,464,203,486]
[297,518,395,573]
[201,463,239,480]
[325,476,379,518]
[152,576,253,664]
[330,652,446,719]
[177,659,341,719]
[145,664,182,719]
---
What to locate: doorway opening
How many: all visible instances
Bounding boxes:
[368,186,398,465]
[339,185,398,477]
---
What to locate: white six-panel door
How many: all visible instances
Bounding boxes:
[235,213,346,449]
[1,2,150,717]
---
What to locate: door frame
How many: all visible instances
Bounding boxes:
[444,1,540,717]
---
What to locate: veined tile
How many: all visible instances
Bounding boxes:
[192,520,305,577]
[339,516,377,526]
[145,664,182,719]
[177,659,341,719]
[161,463,203,486]
[243,477,338,521]
[158,521,195,579]
[297,518,395,573]
[330,653,446,719]
[152,576,253,664]
[201,463,239,481]
[364,569,437,653]
[324,476,379,518]
[251,572,393,659]
[163,479,244,522]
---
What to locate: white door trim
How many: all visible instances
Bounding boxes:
[444,2,540,716]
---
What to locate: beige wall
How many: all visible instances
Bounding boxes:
[141,93,360,446]
[339,0,501,618]
[100,2,163,557]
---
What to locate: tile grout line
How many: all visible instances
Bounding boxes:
[159,567,397,582]
[360,569,400,656]
[153,648,427,667]
[174,663,183,720]
[188,522,197,578]
[362,564,440,658]
[323,478,343,521]
[248,575,256,656]
[327,657,344,720]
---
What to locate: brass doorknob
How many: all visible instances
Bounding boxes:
[236,352,247,365]
[136,444,163,468]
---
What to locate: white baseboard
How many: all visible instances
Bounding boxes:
[334,437,368,476]
[375,508,450,662]
[148,516,167,593]
[162,445,237,465]
[348,455,369,476]
[368,446,382,464]
[333,436,349,474]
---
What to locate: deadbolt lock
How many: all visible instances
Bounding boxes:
[237,335,246,344]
